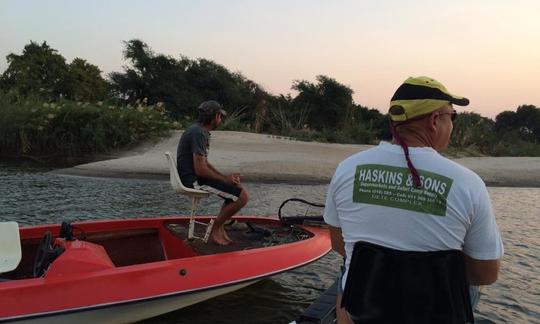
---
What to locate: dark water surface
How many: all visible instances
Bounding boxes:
[0,164,538,323]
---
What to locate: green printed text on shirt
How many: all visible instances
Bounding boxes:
[352,164,453,216]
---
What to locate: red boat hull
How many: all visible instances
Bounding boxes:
[0,216,331,322]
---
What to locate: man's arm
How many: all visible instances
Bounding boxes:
[462,184,503,286]
[464,255,500,285]
[329,225,346,258]
[193,153,234,183]
[206,161,226,178]
[328,227,353,324]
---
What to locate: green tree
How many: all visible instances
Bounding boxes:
[451,112,495,153]
[65,58,108,101]
[514,105,540,143]
[494,110,517,133]
[352,105,392,140]
[292,75,354,130]
[0,41,68,100]
[494,105,540,143]
[109,40,182,105]
[109,39,269,120]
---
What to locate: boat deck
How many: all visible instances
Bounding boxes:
[166,221,309,255]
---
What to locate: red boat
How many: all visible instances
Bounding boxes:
[0,214,330,323]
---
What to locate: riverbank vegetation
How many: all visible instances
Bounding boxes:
[1,40,539,162]
[0,94,175,161]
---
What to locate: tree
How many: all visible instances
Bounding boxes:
[0,41,108,102]
[451,112,495,152]
[494,110,517,133]
[495,105,540,143]
[352,105,392,140]
[65,58,108,101]
[0,41,68,100]
[515,105,540,143]
[109,39,269,119]
[292,75,354,130]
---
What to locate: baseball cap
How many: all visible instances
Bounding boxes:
[388,76,469,122]
[197,100,227,116]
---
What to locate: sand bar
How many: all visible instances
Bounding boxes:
[53,131,540,187]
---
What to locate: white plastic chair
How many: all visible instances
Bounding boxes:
[0,222,22,274]
[164,151,214,242]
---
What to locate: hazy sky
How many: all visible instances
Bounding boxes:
[1,0,539,118]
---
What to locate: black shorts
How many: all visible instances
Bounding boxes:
[194,178,241,202]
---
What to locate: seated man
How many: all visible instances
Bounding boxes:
[324,76,503,323]
[177,100,249,245]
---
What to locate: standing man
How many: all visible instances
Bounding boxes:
[324,77,503,323]
[177,100,249,245]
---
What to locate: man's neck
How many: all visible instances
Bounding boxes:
[391,133,434,148]
[198,122,214,132]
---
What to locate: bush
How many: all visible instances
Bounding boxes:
[488,131,540,156]
[0,94,176,160]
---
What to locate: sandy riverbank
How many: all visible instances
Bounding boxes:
[53,131,540,187]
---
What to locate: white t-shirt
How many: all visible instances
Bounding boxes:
[324,142,504,289]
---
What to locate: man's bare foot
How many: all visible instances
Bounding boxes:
[209,231,231,246]
[220,226,232,243]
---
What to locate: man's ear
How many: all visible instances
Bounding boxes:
[428,113,439,132]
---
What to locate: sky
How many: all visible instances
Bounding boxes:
[1,0,539,119]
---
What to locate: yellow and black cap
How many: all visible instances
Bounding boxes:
[389,76,469,122]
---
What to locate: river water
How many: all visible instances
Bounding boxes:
[0,164,538,324]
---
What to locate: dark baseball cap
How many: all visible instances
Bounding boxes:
[197,100,227,116]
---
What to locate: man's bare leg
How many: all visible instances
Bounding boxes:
[209,187,249,245]
[212,203,232,243]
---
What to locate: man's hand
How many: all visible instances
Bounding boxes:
[227,173,241,185]
[232,173,241,185]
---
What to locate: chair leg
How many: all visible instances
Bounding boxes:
[202,219,215,243]
[188,197,199,240]
[187,197,214,243]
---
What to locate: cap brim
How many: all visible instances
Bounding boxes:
[450,96,469,106]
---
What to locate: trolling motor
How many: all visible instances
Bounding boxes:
[278,198,326,225]
[33,221,76,277]
[33,221,86,277]
[59,221,87,241]
[59,221,75,241]
[33,231,65,277]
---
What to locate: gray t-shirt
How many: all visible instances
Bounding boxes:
[176,124,210,186]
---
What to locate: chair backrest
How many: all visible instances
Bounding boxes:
[342,241,473,324]
[0,222,22,274]
[164,151,184,192]
[164,151,209,197]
